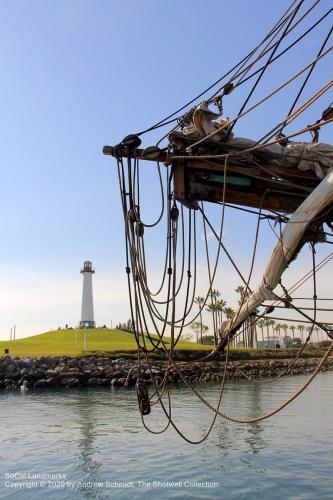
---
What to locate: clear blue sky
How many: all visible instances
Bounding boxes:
[0,1,332,338]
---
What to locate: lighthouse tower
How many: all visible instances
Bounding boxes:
[79,261,96,328]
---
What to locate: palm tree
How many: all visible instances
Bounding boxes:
[223,307,235,345]
[190,321,201,343]
[281,323,288,339]
[190,322,209,343]
[264,318,271,342]
[206,301,218,344]
[216,299,226,324]
[206,289,225,343]
[235,285,250,305]
[268,319,276,341]
[274,323,281,340]
[306,325,313,346]
[223,307,235,320]
[194,296,205,344]
[257,319,265,342]
[289,324,296,339]
[297,324,305,343]
[314,326,320,344]
[235,286,252,346]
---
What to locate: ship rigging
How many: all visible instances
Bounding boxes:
[103,0,333,443]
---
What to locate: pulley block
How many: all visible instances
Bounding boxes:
[141,146,162,160]
[322,107,333,121]
[223,82,234,95]
[128,209,137,223]
[122,134,142,149]
[135,222,144,237]
[170,205,179,221]
[136,380,151,415]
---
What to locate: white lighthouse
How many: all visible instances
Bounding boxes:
[79,261,96,328]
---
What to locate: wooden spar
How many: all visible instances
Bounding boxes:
[219,169,333,347]
[103,142,323,214]
[103,145,170,163]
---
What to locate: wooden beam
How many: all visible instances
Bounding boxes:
[103,143,326,213]
[186,179,305,213]
[172,157,315,213]
[188,158,319,183]
[173,159,185,201]
[104,144,319,183]
[103,145,319,183]
[103,145,170,163]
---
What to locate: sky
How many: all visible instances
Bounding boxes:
[0,0,332,339]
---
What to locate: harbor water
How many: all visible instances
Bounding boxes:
[0,371,332,499]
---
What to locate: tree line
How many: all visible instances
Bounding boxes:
[190,286,329,347]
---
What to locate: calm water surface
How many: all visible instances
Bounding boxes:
[0,372,332,499]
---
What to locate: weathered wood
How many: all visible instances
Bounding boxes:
[103,143,326,213]
[170,147,323,211]
[173,157,314,212]
[103,144,319,182]
[186,179,305,213]
[188,159,319,183]
[219,169,333,347]
[103,145,170,163]
[173,159,186,201]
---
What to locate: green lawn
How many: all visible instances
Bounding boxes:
[0,328,210,357]
[0,329,324,360]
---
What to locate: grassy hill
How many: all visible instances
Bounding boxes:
[0,328,325,360]
[0,328,210,357]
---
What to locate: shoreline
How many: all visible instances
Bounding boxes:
[0,355,332,390]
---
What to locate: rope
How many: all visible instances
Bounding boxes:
[226,0,304,138]
[181,48,333,152]
[172,115,333,160]
[278,23,333,137]
[135,0,304,136]
[218,3,332,97]
[208,0,325,102]
[110,3,333,443]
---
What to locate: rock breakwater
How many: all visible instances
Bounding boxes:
[0,355,332,390]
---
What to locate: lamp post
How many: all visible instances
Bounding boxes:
[83,332,87,352]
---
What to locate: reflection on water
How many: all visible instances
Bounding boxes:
[244,383,267,456]
[75,399,102,479]
[0,372,333,499]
